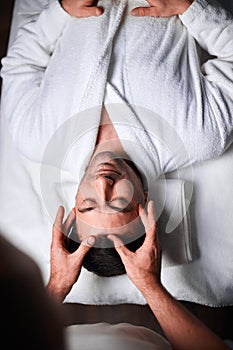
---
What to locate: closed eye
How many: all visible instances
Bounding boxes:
[78,207,95,213]
[78,199,97,213]
[78,198,134,213]
[109,198,133,212]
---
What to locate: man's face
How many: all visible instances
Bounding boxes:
[75,151,146,246]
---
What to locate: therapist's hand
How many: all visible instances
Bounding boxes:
[46,206,96,302]
[108,200,162,295]
[60,0,103,17]
[131,0,194,17]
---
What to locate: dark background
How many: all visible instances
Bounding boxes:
[0,0,15,91]
[0,0,15,57]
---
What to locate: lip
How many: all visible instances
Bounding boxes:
[96,170,121,178]
[96,163,121,175]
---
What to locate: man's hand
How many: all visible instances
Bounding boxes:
[60,0,103,18]
[46,206,96,302]
[108,200,162,295]
[131,0,194,17]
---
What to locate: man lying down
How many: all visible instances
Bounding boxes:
[0,0,233,348]
[60,105,151,277]
[2,0,233,269]
[1,0,233,266]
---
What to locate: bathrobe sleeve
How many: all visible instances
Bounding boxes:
[0,0,71,160]
[179,0,233,157]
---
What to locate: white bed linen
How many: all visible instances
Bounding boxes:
[65,323,172,350]
[0,0,233,306]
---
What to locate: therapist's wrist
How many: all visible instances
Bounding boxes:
[46,280,69,303]
[142,282,171,311]
[137,277,163,299]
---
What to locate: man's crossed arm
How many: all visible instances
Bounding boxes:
[60,0,194,18]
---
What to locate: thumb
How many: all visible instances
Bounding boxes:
[73,235,96,264]
[107,235,131,261]
[78,6,103,17]
[131,6,162,17]
[131,7,152,17]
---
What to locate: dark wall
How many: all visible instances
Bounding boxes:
[0,0,15,91]
[218,0,233,14]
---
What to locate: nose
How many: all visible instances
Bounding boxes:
[95,176,114,202]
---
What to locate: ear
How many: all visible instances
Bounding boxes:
[66,222,80,253]
[143,191,148,204]
[67,222,77,239]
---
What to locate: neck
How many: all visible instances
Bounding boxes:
[91,105,128,160]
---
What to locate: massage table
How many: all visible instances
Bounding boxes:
[0,0,233,307]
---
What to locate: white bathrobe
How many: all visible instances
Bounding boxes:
[1,0,233,181]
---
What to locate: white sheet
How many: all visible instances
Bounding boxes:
[0,0,233,306]
[65,323,172,350]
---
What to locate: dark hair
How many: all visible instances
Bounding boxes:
[66,228,146,277]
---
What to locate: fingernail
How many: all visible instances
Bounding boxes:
[132,10,138,16]
[87,236,96,246]
[96,8,101,16]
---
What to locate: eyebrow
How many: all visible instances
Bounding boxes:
[78,197,134,213]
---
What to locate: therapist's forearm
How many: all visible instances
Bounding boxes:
[143,282,229,350]
[46,280,69,303]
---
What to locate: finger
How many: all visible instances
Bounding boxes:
[73,235,96,263]
[147,200,156,229]
[63,208,76,236]
[76,6,103,18]
[138,203,149,231]
[139,200,156,227]
[131,6,160,17]
[144,220,158,246]
[54,206,64,230]
[52,206,66,246]
[140,201,158,245]
[107,234,131,260]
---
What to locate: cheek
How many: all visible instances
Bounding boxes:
[115,179,134,203]
[76,218,95,241]
[76,183,92,203]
